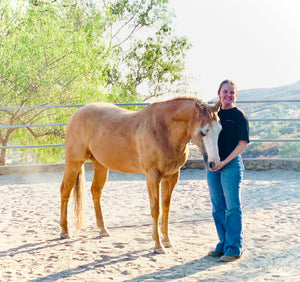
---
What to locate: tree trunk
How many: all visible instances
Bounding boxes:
[0,148,6,166]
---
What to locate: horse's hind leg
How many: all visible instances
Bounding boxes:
[146,168,164,253]
[91,158,110,237]
[161,171,179,248]
[60,161,84,239]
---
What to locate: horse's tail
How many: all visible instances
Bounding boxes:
[73,165,86,230]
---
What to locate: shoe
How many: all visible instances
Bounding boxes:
[207,250,224,257]
[219,255,241,262]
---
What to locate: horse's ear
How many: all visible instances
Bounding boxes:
[210,99,221,112]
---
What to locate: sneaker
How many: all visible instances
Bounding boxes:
[207,250,224,257]
[219,255,241,262]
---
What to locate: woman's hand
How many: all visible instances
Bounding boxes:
[211,160,226,171]
[210,141,248,171]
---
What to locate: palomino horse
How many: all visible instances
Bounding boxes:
[60,97,221,253]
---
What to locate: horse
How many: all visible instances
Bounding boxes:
[60,97,222,254]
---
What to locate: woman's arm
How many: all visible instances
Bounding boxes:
[214,140,248,170]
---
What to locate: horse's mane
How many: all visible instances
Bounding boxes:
[151,96,199,103]
[142,96,217,120]
[149,96,207,107]
[163,96,214,116]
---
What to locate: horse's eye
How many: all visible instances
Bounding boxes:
[200,128,209,137]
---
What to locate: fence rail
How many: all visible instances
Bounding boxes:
[0,103,149,111]
[1,100,300,150]
[1,118,300,129]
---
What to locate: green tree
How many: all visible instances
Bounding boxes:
[279,142,300,158]
[0,0,191,165]
[261,122,281,140]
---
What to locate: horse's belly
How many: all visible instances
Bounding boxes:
[106,163,144,174]
[96,158,144,174]
[91,145,144,174]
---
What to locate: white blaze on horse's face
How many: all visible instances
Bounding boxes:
[194,121,222,170]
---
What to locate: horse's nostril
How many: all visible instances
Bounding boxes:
[209,162,215,169]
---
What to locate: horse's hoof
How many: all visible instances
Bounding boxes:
[162,241,174,248]
[99,232,110,238]
[60,233,70,239]
[154,247,167,254]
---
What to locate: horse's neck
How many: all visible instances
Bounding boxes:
[172,123,192,148]
[168,106,194,148]
[140,99,194,143]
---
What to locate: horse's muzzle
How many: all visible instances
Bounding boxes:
[208,162,216,170]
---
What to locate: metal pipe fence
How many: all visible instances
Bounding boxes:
[1,100,300,150]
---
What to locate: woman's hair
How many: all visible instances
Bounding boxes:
[218,79,237,95]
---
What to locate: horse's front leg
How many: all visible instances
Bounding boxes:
[161,171,179,248]
[146,168,164,253]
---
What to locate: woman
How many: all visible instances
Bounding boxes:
[207,79,249,262]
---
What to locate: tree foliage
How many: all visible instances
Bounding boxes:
[0,0,191,165]
[242,104,300,159]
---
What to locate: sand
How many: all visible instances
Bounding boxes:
[0,168,300,281]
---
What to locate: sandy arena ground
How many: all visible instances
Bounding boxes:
[0,168,300,281]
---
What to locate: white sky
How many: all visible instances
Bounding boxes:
[169,0,300,100]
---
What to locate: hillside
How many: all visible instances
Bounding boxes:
[238,80,300,101]
[214,81,300,158]
[237,81,300,121]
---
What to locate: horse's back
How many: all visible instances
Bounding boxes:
[70,102,131,121]
[66,102,134,133]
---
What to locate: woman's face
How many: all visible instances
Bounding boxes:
[218,83,237,109]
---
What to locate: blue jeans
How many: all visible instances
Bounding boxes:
[206,155,244,256]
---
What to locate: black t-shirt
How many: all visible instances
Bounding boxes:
[218,107,250,161]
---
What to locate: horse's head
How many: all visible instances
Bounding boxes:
[191,99,222,170]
